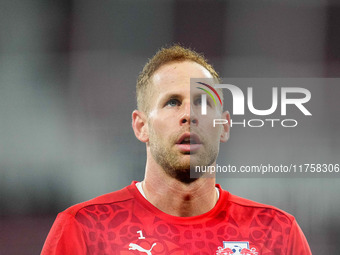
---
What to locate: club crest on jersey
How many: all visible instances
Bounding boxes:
[216,241,258,255]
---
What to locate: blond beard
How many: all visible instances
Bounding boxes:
[148,129,219,183]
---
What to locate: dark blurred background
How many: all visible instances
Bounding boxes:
[1,0,339,254]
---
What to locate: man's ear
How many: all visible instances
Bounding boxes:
[220,111,231,143]
[132,110,149,143]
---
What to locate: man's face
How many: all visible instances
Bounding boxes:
[145,61,228,181]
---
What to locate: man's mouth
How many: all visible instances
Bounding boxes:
[176,133,202,153]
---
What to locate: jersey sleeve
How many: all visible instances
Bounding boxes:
[41,212,87,255]
[286,218,312,255]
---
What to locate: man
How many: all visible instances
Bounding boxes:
[41,45,311,254]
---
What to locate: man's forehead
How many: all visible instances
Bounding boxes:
[151,61,213,87]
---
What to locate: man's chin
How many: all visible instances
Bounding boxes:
[168,163,211,183]
[170,167,200,184]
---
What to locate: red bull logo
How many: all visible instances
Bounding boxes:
[240,248,258,255]
[216,242,258,255]
[216,247,234,255]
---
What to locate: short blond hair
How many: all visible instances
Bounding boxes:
[136,45,221,112]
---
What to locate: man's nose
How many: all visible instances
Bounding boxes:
[179,102,198,126]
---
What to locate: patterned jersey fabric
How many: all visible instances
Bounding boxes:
[41,181,311,255]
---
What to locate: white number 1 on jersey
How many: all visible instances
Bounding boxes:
[137,230,145,239]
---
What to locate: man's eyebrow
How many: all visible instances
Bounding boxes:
[155,93,183,107]
[160,93,183,100]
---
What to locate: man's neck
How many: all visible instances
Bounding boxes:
[142,167,218,217]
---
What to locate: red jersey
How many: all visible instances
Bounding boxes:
[41,181,311,255]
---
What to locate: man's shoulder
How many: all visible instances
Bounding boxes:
[63,183,135,217]
[225,190,296,223]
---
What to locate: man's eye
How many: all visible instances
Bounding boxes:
[194,97,202,105]
[194,96,211,106]
[166,99,180,107]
